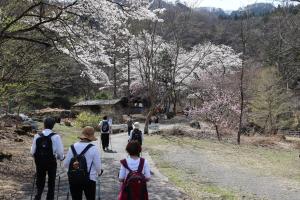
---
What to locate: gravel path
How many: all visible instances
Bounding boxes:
[21,132,188,200]
[100,133,189,200]
[158,143,300,200]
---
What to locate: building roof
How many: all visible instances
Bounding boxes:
[187,93,201,99]
[73,99,121,107]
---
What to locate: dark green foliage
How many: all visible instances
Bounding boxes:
[94,92,112,100]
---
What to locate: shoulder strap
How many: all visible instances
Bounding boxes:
[88,161,93,175]
[137,158,145,173]
[79,144,94,157]
[38,132,44,137]
[47,132,56,138]
[71,145,77,157]
[120,159,132,172]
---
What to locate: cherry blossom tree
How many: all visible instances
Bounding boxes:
[127,26,242,133]
[183,44,242,140]
[0,0,159,86]
[188,85,240,141]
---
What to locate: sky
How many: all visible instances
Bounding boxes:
[169,0,282,10]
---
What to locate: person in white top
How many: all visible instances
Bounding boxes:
[119,141,151,181]
[30,117,64,200]
[64,126,102,200]
[98,115,111,151]
[128,122,144,145]
[118,141,151,200]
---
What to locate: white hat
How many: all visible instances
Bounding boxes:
[133,122,140,129]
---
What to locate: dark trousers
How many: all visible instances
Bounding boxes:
[70,180,96,200]
[101,133,109,150]
[34,161,57,200]
[128,127,133,136]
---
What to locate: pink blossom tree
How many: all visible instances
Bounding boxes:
[188,87,240,141]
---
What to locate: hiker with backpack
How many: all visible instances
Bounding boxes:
[30,117,64,200]
[118,141,151,200]
[99,115,111,151]
[127,115,133,136]
[64,126,102,200]
[129,122,143,146]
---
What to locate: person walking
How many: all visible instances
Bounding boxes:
[127,115,133,136]
[118,141,151,200]
[99,116,111,151]
[128,122,143,146]
[31,117,64,200]
[64,126,102,200]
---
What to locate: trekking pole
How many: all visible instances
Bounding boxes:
[109,132,113,151]
[30,173,36,200]
[30,160,36,200]
[66,191,69,200]
[97,169,104,200]
[56,161,62,200]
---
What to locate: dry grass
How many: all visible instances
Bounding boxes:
[0,127,34,200]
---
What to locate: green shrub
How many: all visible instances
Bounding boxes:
[94,92,112,100]
[75,112,101,129]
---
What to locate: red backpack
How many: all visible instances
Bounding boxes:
[119,158,148,200]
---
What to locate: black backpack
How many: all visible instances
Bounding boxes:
[131,129,142,145]
[68,144,94,184]
[34,133,56,164]
[101,121,110,133]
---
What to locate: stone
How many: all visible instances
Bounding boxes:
[189,120,201,129]
[14,138,23,142]
[0,152,12,162]
[14,129,27,135]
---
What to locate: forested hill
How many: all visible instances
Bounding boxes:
[151,1,277,17]
[230,3,275,17]
[150,0,300,76]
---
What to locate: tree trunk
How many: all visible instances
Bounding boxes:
[237,19,246,145]
[113,53,117,98]
[17,104,22,115]
[215,123,221,141]
[173,91,177,114]
[144,108,155,134]
[113,35,117,98]
[127,47,130,96]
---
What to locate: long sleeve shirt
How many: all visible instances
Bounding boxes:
[30,129,64,160]
[64,141,102,182]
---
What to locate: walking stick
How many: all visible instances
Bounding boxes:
[109,133,113,151]
[30,159,36,200]
[66,190,70,200]
[30,173,36,200]
[56,162,62,200]
[98,170,104,200]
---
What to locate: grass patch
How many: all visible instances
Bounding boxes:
[53,123,82,147]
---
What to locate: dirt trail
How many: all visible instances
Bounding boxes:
[152,136,300,200]
[100,133,189,200]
